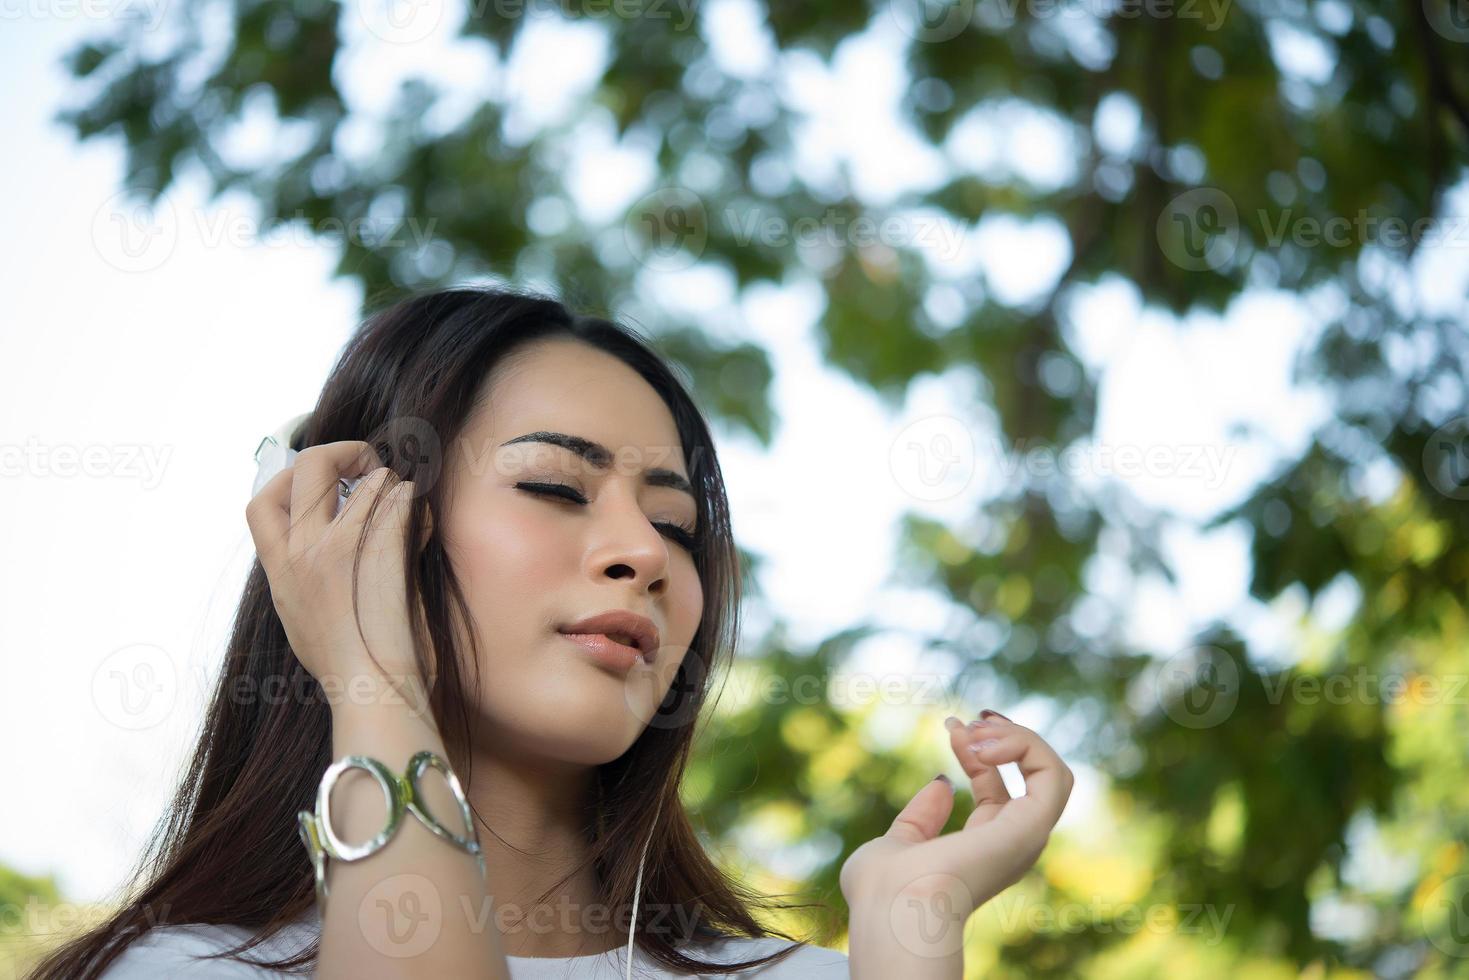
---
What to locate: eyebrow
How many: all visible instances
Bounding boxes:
[499,430,695,498]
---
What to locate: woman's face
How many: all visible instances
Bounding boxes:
[437,338,704,765]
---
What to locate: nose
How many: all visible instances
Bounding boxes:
[586,491,671,596]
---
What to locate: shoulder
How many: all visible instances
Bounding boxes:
[685,935,849,977]
[96,922,314,978]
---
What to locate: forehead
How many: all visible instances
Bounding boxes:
[468,338,687,468]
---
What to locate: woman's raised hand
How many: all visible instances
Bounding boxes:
[839,710,1074,966]
[244,440,432,710]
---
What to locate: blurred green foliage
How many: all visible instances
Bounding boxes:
[21,0,1469,976]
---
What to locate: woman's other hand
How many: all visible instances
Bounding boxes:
[839,710,1074,965]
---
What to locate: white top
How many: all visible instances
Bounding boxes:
[96,906,850,979]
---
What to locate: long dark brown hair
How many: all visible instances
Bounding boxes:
[28,284,829,978]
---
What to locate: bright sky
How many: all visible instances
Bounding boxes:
[2,2,1465,912]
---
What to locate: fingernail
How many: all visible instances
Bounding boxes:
[980,709,1010,721]
[969,739,1000,752]
[933,773,952,785]
[943,715,962,730]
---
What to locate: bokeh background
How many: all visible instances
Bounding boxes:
[3,0,1469,976]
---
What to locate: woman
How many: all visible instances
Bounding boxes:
[26,285,1072,979]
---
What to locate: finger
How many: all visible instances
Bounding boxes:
[943,716,1011,825]
[966,720,1072,830]
[288,442,383,548]
[334,466,399,533]
[924,717,1070,904]
[883,775,956,846]
[244,463,298,576]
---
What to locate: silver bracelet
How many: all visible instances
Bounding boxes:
[297,751,486,907]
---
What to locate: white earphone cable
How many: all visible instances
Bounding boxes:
[625,793,665,980]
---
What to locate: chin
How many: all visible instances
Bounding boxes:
[474,684,648,763]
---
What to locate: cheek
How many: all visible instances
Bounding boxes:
[453,499,562,584]
[656,560,704,686]
[442,500,569,648]
[671,562,703,638]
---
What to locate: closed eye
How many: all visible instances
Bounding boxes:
[515,482,700,552]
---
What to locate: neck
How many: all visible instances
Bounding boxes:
[459,736,626,958]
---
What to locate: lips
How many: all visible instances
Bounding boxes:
[558,609,659,664]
